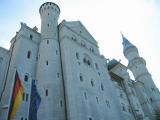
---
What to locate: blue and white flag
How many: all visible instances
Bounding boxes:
[29,80,41,120]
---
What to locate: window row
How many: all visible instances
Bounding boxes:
[83,92,110,108]
[41,5,59,13]
[21,117,27,120]
[71,35,95,54]
[76,52,99,70]
[27,50,58,61]
[79,74,104,91]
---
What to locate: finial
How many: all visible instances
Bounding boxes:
[120,32,129,44]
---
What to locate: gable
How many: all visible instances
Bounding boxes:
[64,21,98,45]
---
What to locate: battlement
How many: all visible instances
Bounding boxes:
[39,2,60,15]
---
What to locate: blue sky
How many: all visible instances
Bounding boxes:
[0,0,160,89]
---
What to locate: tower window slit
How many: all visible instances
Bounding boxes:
[27,51,31,59]
[80,74,83,82]
[46,61,48,65]
[46,89,48,96]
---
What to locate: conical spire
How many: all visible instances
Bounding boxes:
[120,33,138,57]
[121,33,131,46]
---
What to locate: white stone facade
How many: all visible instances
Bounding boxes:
[0,2,160,120]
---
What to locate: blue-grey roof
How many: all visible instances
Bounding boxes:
[121,33,138,55]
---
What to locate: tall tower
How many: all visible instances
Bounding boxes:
[36,2,66,120]
[121,34,160,113]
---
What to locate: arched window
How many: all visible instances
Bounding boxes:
[27,51,31,59]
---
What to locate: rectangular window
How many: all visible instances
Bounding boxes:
[57,73,60,78]
[23,93,25,101]
[24,75,28,82]
[30,35,33,40]
[46,89,48,96]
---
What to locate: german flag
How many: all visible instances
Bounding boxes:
[8,71,24,120]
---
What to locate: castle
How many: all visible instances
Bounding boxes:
[0,2,160,120]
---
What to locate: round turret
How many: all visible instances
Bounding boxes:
[39,2,60,39]
[39,2,60,17]
[121,34,139,61]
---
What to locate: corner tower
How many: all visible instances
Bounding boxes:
[36,2,66,120]
[121,34,160,114]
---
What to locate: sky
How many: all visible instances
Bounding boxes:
[0,0,160,89]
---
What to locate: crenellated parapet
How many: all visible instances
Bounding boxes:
[39,2,60,18]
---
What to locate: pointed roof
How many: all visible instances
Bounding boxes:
[107,59,119,70]
[121,33,138,56]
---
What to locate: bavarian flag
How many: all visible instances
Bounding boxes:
[8,71,24,120]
